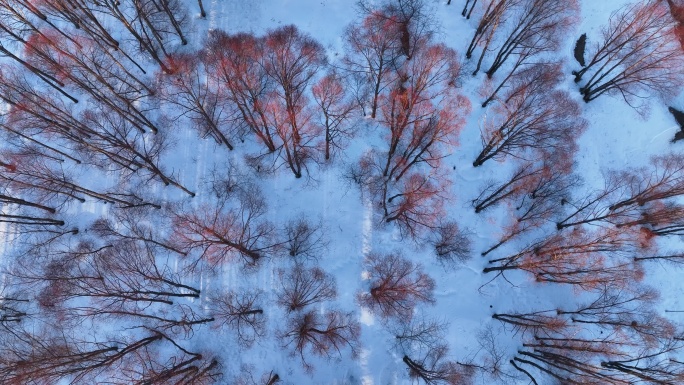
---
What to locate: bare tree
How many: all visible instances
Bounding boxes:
[403,346,474,385]
[390,313,449,354]
[204,26,328,177]
[77,108,194,196]
[15,241,208,333]
[492,310,568,337]
[0,149,157,208]
[558,154,684,229]
[359,0,436,59]
[616,201,684,229]
[342,4,403,118]
[481,161,579,255]
[203,31,277,153]
[262,25,327,178]
[429,221,472,267]
[95,0,189,71]
[634,210,684,246]
[170,183,278,270]
[0,331,163,384]
[116,350,220,385]
[0,328,220,385]
[0,161,53,208]
[466,0,520,75]
[574,0,684,108]
[90,208,184,257]
[461,0,479,18]
[601,338,684,384]
[474,64,586,167]
[19,30,158,132]
[511,329,684,385]
[211,290,265,347]
[484,227,647,290]
[0,281,28,326]
[381,171,450,238]
[556,174,638,230]
[608,154,684,211]
[557,285,672,347]
[472,161,546,213]
[482,0,579,78]
[387,312,474,384]
[30,0,129,57]
[475,325,516,382]
[312,70,358,161]
[159,53,235,149]
[277,265,337,312]
[0,68,192,196]
[360,253,435,319]
[0,3,85,102]
[512,345,624,385]
[234,368,281,385]
[283,216,326,260]
[346,0,437,118]
[280,309,360,372]
[356,40,470,237]
[376,43,466,183]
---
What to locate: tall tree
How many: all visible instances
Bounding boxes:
[482,0,579,78]
[474,64,586,167]
[574,0,684,108]
[170,183,278,270]
[360,252,435,319]
[280,309,360,373]
[262,25,327,178]
[159,53,235,149]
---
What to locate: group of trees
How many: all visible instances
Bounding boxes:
[0,167,359,382]
[471,148,684,383]
[167,170,359,372]
[489,284,684,384]
[198,27,333,177]
[346,0,472,241]
[464,0,579,102]
[0,0,449,381]
[462,0,684,111]
[1,238,223,384]
[1,0,684,384]
[455,1,684,383]
[156,24,363,178]
[473,63,587,167]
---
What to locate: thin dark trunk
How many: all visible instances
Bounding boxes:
[510,359,540,385]
[0,194,56,213]
[370,62,383,119]
[482,64,518,107]
[0,213,64,226]
[198,0,207,17]
[0,46,79,103]
[483,264,518,273]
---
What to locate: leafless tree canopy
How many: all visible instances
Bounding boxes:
[574,0,684,110]
[279,309,360,372]
[277,265,337,312]
[360,252,435,319]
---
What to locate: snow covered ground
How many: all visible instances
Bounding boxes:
[231,0,683,381]
[176,0,684,383]
[3,0,684,384]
